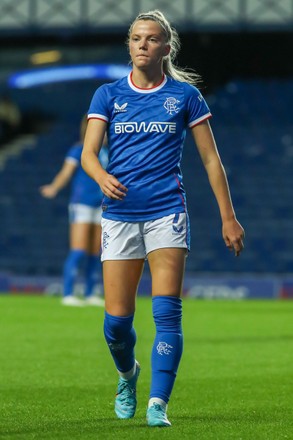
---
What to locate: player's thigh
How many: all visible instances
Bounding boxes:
[103,259,145,316]
[89,224,102,255]
[148,247,186,297]
[70,223,91,250]
[86,206,103,254]
[101,218,146,315]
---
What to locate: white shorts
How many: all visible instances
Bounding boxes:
[101,213,190,261]
[69,203,102,225]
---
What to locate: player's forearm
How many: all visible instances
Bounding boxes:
[206,160,236,222]
[50,172,71,193]
[81,150,106,186]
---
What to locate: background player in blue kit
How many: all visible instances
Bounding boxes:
[82,10,245,426]
[40,115,108,307]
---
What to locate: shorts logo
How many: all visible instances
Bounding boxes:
[114,102,128,113]
[173,225,183,233]
[157,341,173,355]
[164,97,180,114]
[172,213,183,234]
[103,231,110,249]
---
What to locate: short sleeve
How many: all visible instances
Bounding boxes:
[184,84,212,128]
[65,145,81,165]
[88,84,110,123]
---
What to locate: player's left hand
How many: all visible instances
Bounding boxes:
[222,218,245,257]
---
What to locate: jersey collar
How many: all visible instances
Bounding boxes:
[127,72,167,93]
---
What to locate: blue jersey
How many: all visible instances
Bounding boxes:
[88,73,211,221]
[66,143,108,207]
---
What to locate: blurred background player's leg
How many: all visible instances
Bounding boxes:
[84,222,104,306]
[62,249,85,306]
[62,220,89,306]
[84,254,104,306]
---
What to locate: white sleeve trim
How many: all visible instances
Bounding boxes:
[65,157,79,165]
[188,112,212,128]
[88,113,109,122]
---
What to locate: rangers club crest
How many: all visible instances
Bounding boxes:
[157,341,173,355]
[164,97,180,114]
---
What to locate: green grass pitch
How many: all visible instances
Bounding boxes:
[0,295,292,439]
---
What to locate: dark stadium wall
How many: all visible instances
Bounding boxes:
[178,32,293,92]
[1,31,292,93]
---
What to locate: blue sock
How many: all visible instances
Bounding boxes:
[104,312,136,373]
[84,254,100,298]
[63,250,86,297]
[150,296,183,403]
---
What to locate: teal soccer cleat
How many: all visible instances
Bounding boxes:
[146,402,171,427]
[115,362,140,419]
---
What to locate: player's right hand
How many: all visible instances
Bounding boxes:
[39,185,57,199]
[98,172,128,200]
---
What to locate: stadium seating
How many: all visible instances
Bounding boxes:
[182,79,293,274]
[0,79,292,275]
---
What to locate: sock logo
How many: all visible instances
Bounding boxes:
[156,341,173,356]
[108,342,126,351]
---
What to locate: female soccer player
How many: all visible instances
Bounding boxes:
[82,10,245,426]
[40,115,108,306]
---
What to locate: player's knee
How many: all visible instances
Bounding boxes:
[152,296,182,333]
[104,312,136,345]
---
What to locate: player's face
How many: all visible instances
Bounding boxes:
[129,20,170,71]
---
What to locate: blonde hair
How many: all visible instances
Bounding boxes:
[127,10,201,86]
